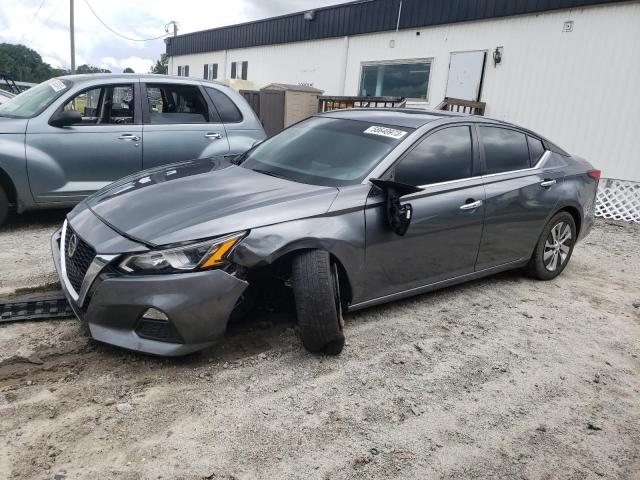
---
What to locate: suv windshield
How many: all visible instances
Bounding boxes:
[240,116,412,186]
[0,79,72,118]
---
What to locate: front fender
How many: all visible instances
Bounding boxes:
[0,130,34,211]
[230,209,366,301]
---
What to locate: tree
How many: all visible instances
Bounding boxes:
[123,67,135,73]
[0,43,57,82]
[149,53,168,74]
[75,64,111,74]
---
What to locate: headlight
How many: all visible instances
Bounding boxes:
[119,232,245,274]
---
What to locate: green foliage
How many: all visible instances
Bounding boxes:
[0,43,59,82]
[75,64,111,74]
[0,43,119,85]
[123,67,135,73]
[149,53,168,74]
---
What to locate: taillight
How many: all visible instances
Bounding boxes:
[587,170,601,183]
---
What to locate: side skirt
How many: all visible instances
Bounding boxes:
[347,258,528,312]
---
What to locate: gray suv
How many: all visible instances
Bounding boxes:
[0,74,265,225]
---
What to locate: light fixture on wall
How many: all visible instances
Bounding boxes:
[303,10,315,21]
[493,46,503,66]
[389,39,396,48]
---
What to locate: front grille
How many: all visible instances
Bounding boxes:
[64,226,96,293]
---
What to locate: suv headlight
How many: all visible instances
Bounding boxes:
[119,232,245,274]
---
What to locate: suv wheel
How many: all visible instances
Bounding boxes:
[291,250,345,355]
[524,211,576,280]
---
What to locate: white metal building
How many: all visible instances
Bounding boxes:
[166,0,640,220]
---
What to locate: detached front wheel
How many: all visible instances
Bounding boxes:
[292,250,345,355]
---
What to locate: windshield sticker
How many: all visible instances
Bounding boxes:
[364,126,408,139]
[48,79,66,92]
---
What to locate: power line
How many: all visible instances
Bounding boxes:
[83,0,168,42]
[26,0,63,47]
[19,0,47,44]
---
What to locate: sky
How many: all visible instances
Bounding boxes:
[0,0,347,73]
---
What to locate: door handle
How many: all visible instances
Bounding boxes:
[205,132,223,140]
[540,179,557,188]
[460,199,483,210]
[118,134,139,141]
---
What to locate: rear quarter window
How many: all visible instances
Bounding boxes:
[205,87,243,123]
[527,136,546,166]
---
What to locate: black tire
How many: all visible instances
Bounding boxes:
[291,250,345,355]
[0,186,8,227]
[524,211,576,280]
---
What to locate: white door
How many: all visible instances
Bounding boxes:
[446,51,487,101]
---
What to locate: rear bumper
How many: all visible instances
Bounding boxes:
[51,228,248,356]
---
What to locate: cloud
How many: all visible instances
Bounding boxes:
[100,56,154,73]
[0,0,348,72]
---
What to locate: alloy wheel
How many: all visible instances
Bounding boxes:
[543,221,573,272]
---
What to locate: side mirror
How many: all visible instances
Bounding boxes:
[370,178,423,236]
[49,110,82,127]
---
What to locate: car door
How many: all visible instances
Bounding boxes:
[141,82,229,170]
[362,124,486,301]
[475,126,563,270]
[26,82,143,203]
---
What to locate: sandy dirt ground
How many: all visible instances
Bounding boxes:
[0,214,638,480]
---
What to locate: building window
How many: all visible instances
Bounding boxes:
[360,60,431,99]
[230,61,248,80]
[203,63,218,80]
[177,65,189,77]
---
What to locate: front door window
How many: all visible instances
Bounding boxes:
[62,84,135,125]
[395,126,473,186]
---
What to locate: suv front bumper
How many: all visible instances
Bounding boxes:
[51,228,248,356]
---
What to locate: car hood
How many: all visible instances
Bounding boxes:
[86,158,339,247]
[0,116,28,133]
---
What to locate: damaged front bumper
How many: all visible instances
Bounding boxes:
[51,227,248,356]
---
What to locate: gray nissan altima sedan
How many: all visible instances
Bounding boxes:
[51,108,600,356]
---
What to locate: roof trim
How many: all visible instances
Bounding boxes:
[166,0,628,56]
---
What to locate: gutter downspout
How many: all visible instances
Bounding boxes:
[340,36,350,95]
[224,49,228,80]
[396,0,403,32]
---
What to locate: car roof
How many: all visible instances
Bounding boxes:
[55,73,226,87]
[317,108,483,129]
[319,107,525,130]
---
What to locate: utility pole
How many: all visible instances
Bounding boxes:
[166,20,178,37]
[70,0,76,74]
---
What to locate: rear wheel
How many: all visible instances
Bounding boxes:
[291,250,345,355]
[524,211,576,280]
[0,186,8,227]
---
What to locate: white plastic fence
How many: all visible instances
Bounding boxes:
[596,178,640,223]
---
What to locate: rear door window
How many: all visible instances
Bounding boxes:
[204,87,243,123]
[395,126,473,186]
[480,126,530,174]
[145,83,209,124]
